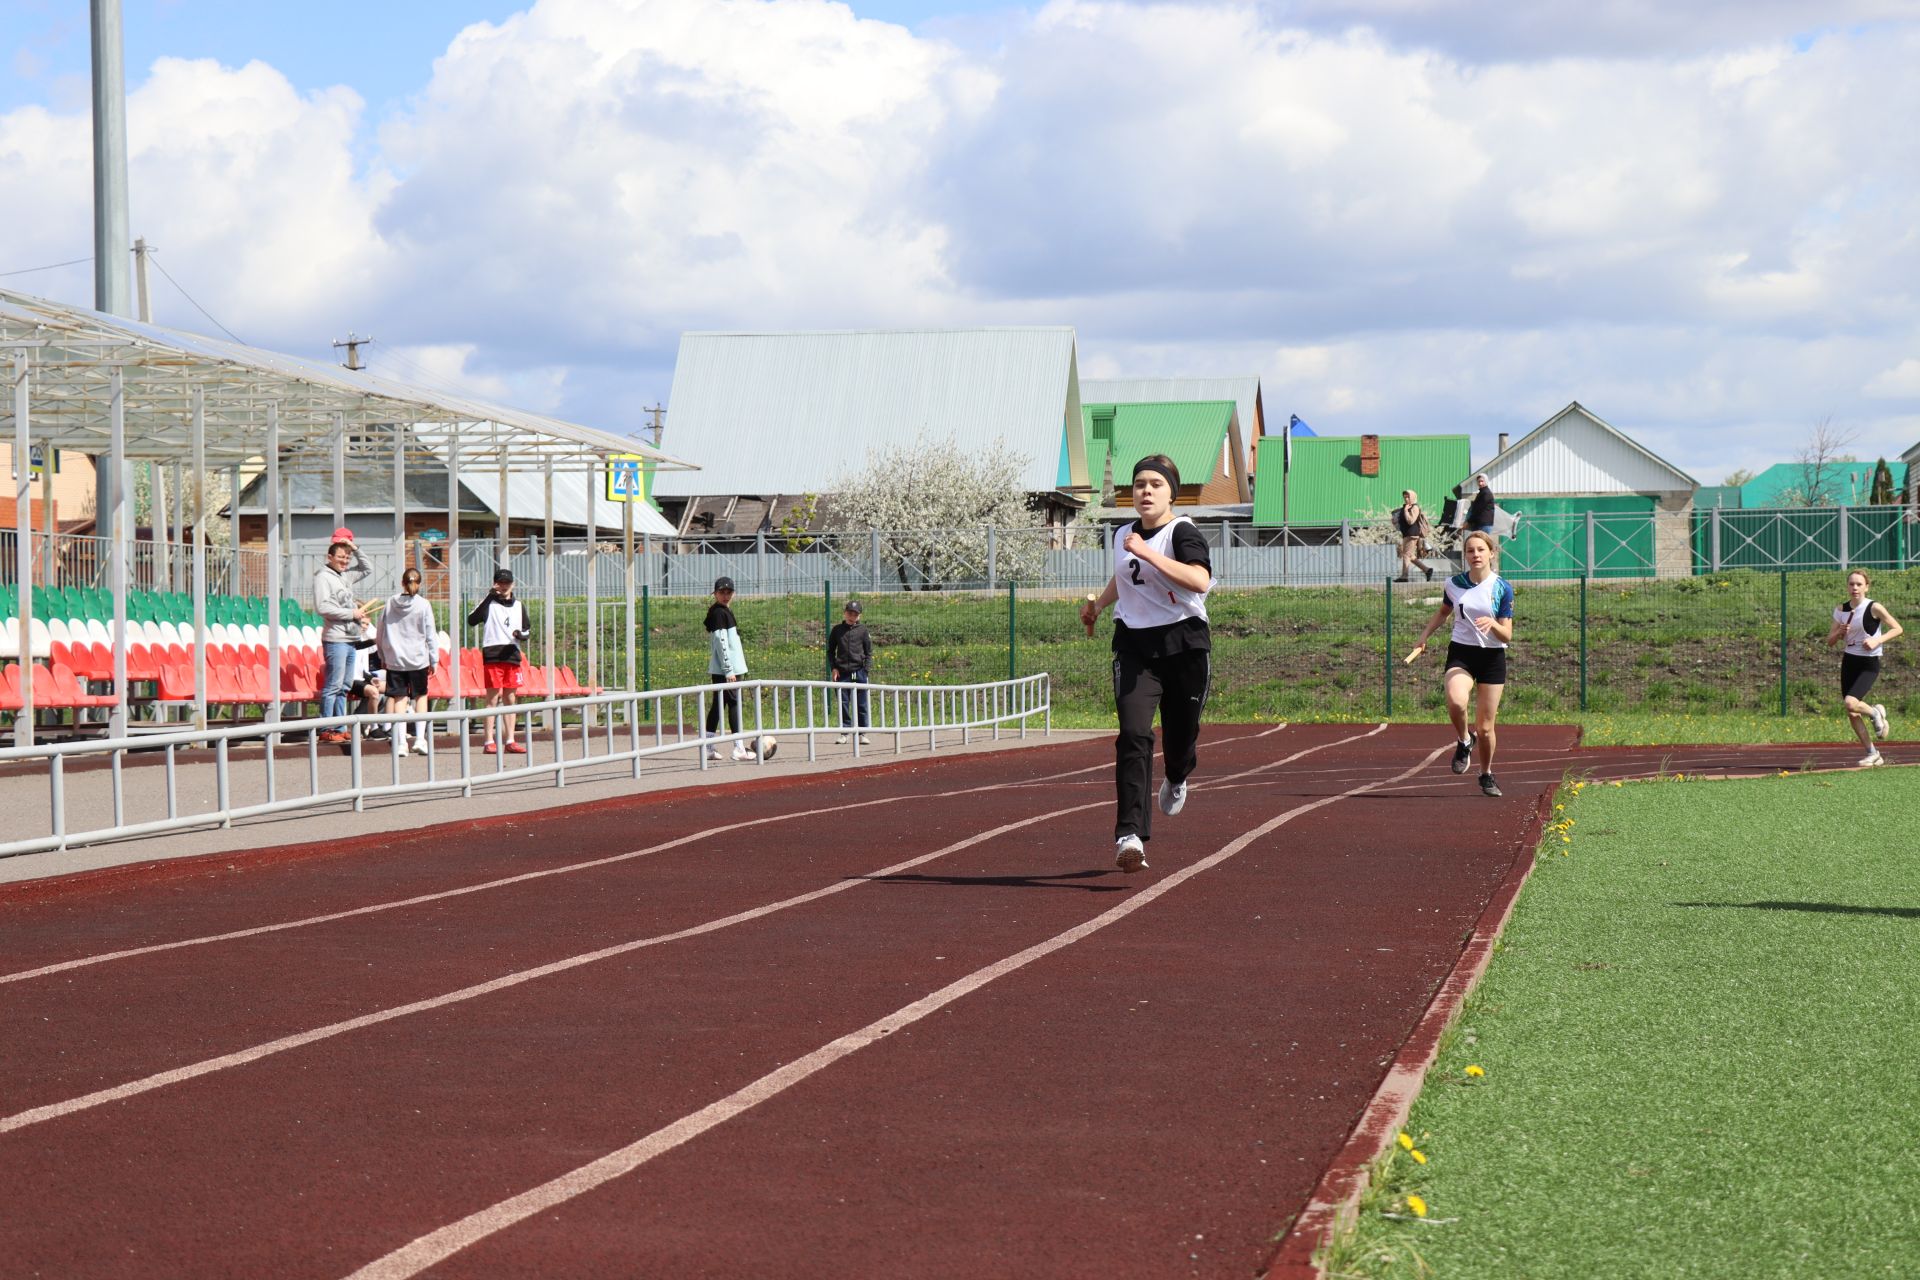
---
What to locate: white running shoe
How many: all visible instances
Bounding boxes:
[1859,749,1885,768]
[1114,834,1147,874]
[1158,778,1187,816]
[395,738,409,758]
[835,734,850,745]
[858,734,871,745]
[705,746,724,762]
[415,733,432,755]
[731,744,756,762]
[1871,703,1889,740]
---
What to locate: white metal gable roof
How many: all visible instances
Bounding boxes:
[1472,402,1697,496]
[653,328,1086,498]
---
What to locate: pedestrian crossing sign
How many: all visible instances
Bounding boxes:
[605,454,647,504]
[28,446,58,476]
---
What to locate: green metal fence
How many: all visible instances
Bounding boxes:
[526,569,1919,727]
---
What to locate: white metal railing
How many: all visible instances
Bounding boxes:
[0,674,1051,860]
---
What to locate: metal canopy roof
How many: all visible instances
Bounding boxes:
[0,286,698,478]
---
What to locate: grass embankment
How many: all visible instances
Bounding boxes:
[531,570,1919,738]
[1321,767,1920,1279]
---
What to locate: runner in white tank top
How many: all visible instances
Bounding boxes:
[1404,529,1514,797]
[1081,454,1216,874]
[1824,569,1903,766]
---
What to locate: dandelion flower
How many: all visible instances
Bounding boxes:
[1407,1194,1428,1218]
[1464,1065,1485,1077]
[1410,1149,1427,1164]
[1397,1132,1414,1151]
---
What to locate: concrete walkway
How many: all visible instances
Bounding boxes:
[0,723,1104,886]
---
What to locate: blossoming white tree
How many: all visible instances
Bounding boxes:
[829,435,1058,588]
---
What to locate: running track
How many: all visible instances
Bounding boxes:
[0,725,1882,1279]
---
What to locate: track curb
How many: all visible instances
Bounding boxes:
[1261,783,1557,1278]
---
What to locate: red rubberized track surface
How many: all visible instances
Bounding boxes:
[0,725,1876,1279]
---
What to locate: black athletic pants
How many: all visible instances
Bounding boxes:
[1113,646,1211,842]
[705,676,742,735]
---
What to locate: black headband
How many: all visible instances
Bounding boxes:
[1132,458,1178,489]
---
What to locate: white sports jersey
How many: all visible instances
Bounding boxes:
[1445,572,1514,648]
[1113,516,1212,629]
[1834,598,1882,657]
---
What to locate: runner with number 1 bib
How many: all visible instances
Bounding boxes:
[1404,529,1513,797]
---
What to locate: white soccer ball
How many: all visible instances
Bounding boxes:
[756,735,778,760]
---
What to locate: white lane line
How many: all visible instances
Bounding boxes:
[0,726,1366,1137]
[345,735,1447,1280]
[2,725,1295,987]
[0,745,1240,988]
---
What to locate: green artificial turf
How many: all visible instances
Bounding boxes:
[1320,768,1920,1278]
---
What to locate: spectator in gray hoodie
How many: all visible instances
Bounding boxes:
[377,567,438,757]
[313,539,371,741]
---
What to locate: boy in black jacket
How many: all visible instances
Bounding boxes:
[827,600,873,745]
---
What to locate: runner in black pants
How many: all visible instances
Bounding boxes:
[1080,454,1216,874]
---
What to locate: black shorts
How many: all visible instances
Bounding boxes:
[387,667,430,699]
[1841,654,1881,701]
[1444,641,1508,686]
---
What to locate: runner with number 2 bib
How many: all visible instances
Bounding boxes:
[1081,454,1216,874]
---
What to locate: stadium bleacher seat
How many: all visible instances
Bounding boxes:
[157,663,197,702]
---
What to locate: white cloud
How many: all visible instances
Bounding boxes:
[367,0,992,352]
[0,55,389,349]
[4,0,1919,480]
[1865,357,1920,399]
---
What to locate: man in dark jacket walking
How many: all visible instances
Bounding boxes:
[827,600,874,745]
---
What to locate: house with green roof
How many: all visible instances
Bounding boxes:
[1251,433,1471,529]
[1081,401,1249,509]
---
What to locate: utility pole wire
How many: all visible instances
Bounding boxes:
[0,256,94,278]
[146,250,247,344]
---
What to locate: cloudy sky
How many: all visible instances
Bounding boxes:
[6,0,1920,481]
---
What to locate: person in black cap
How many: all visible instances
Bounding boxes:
[827,599,873,745]
[703,577,754,761]
[1079,453,1216,874]
[467,567,530,754]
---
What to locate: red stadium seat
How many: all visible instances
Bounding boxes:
[126,644,161,682]
[54,663,118,709]
[426,660,452,701]
[210,665,243,709]
[157,663,197,702]
[279,663,316,706]
[88,642,114,680]
[0,664,22,712]
[244,665,276,705]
